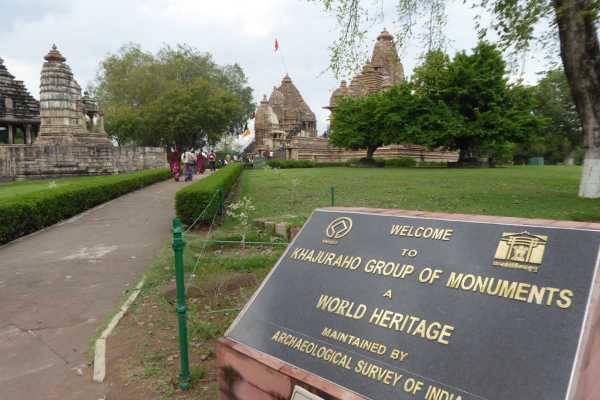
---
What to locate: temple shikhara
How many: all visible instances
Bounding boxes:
[36,45,110,146]
[250,29,457,163]
[0,46,166,180]
[328,29,404,108]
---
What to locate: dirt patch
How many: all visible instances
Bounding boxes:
[103,263,269,399]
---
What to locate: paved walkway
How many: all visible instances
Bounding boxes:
[0,177,200,400]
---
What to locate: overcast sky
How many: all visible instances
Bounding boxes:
[1,0,551,137]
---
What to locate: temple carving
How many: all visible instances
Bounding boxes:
[0,57,40,144]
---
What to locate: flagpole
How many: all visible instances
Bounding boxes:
[274,38,288,75]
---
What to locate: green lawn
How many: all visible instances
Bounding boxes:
[240,166,600,225]
[0,175,143,201]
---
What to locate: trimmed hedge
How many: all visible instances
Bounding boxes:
[175,163,244,225]
[266,158,445,169]
[383,157,417,168]
[266,160,349,169]
[0,169,171,245]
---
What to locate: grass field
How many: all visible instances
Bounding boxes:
[0,175,135,201]
[105,164,599,397]
[240,165,600,224]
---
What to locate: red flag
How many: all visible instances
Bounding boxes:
[274,38,279,52]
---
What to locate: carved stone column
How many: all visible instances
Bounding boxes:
[7,125,13,144]
[25,124,32,144]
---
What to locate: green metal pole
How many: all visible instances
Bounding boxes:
[331,186,335,207]
[218,187,225,216]
[172,218,191,390]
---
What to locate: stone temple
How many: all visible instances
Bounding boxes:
[269,74,317,137]
[250,29,456,163]
[328,29,404,109]
[0,57,40,145]
[0,46,166,180]
[254,74,318,158]
[36,45,111,146]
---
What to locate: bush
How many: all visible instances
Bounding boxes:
[175,163,243,225]
[266,160,315,169]
[0,169,171,245]
[384,157,418,168]
[266,160,351,169]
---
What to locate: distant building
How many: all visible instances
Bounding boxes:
[0,45,166,181]
[0,57,40,144]
[269,74,317,138]
[328,29,405,110]
[246,29,457,164]
[254,94,286,155]
[36,45,111,145]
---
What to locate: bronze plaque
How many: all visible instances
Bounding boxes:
[226,210,600,400]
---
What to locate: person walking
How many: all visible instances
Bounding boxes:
[208,150,217,172]
[196,151,206,174]
[169,147,181,181]
[183,148,195,182]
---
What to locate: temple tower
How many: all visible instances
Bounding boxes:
[36,45,110,145]
[269,74,317,137]
[328,29,405,109]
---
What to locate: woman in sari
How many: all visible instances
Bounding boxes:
[169,148,181,181]
[196,151,206,174]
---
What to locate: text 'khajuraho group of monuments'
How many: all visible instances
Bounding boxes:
[0,46,166,180]
[251,29,457,163]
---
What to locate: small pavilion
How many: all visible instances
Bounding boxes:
[0,57,40,144]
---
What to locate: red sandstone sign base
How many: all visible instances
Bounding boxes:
[217,337,365,400]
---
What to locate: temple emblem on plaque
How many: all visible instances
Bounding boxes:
[323,217,353,244]
[493,232,548,273]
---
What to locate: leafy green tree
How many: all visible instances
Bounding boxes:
[144,79,244,149]
[409,43,542,164]
[533,69,582,164]
[314,0,600,196]
[330,83,415,160]
[94,44,254,148]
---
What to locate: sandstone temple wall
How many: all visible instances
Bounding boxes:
[288,137,458,163]
[0,144,167,181]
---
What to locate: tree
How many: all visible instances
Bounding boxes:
[330,83,415,160]
[532,68,582,164]
[143,79,243,149]
[94,44,254,148]
[409,43,542,164]
[314,0,600,197]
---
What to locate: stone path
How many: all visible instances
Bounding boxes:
[0,177,203,400]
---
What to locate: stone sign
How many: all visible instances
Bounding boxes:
[226,209,600,400]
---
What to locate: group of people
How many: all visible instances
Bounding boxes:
[168,148,218,182]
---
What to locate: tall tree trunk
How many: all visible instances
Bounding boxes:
[366,145,378,160]
[554,0,600,197]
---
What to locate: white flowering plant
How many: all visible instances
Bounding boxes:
[226,196,256,246]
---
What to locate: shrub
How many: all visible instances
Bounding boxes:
[0,169,171,245]
[265,160,350,169]
[266,160,315,169]
[418,161,448,168]
[175,163,243,225]
[384,157,418,168]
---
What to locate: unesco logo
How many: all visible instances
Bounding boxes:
[323,217,353,245]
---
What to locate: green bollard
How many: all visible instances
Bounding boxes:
[218,187,225,216]
[331,186,336,207]
[172,218,191,390]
